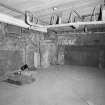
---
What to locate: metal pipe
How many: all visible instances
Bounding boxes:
[46,21,105,28]
[0,13,47,32]
[0,12,29,28]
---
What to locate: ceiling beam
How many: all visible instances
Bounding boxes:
[0,12,28,28]
[46,21,105,28]
[0,13,47,32]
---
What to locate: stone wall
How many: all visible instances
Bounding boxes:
[40,40,57,68]
[0,23,24,76]
[0,23,45,76]
[57,32,105,68]
[57,32,105,46]
[1,21,105,76]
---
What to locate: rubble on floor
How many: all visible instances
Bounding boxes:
[3,64,36,85]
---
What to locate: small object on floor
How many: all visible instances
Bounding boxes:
[5,75,35,85]
[5,79,22,85]
[20,64,29,71]
[3,64,36,85]
[4,70,35,85]
[20,64,37,71]
[29,66,37,71]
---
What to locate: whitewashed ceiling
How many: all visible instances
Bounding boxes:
[0,0,104,25]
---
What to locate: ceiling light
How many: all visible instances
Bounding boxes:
[53,7,58,11]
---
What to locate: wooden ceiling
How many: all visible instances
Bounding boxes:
[0,0,104,25]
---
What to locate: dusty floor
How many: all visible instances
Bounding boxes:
[0,65,105,105]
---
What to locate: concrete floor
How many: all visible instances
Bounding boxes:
[0,65,105,105]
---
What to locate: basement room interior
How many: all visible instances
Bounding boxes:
[0,0,105,105]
